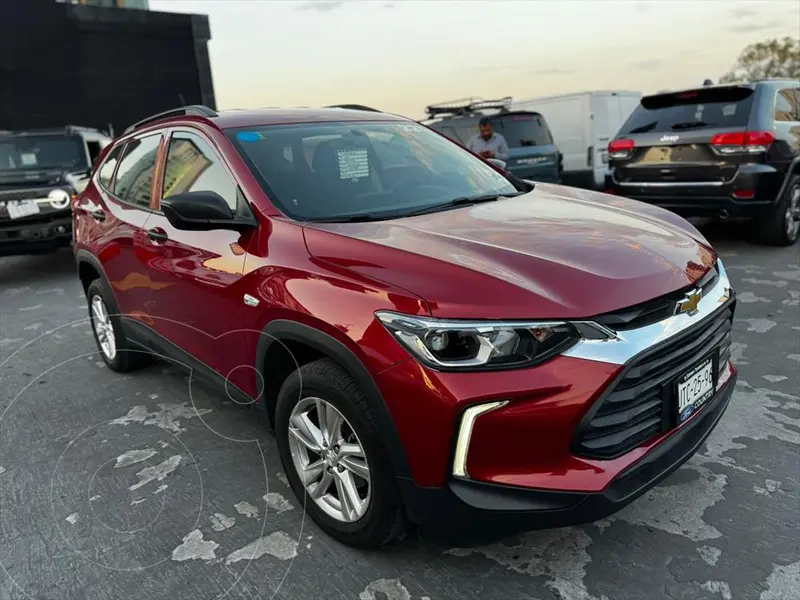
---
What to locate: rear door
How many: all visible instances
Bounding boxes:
[85,133,162,319]
[609,86,758,186]
[591,94,617,186]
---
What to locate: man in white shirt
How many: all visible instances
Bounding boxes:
[466,117,509,161]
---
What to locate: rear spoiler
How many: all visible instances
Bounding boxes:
[642,85,754,109]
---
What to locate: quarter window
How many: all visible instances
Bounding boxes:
[112,134,162,208]
[775,88,799,122]
[162,132,237,211]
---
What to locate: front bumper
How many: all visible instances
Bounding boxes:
[399,372,735,542]
[0,213,72,256]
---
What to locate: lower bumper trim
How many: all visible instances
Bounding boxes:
[0,215,72,256]
[398,373,736,542]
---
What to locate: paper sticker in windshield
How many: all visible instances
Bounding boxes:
[722,103,736,116]
[20,153,37,166]
[236,131,264,142]
[337,148,369,180]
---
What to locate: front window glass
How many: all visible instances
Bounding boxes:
[0,135,86,171]
[227,121,517,221]
[163,132,238,210]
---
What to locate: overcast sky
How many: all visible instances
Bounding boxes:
[149,0,800,118]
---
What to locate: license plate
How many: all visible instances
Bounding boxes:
[7,200,40,219]
[676,357,714,423]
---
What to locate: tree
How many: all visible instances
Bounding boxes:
[720,37,800,83]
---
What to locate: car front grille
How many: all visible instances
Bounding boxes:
[572,302,734,460]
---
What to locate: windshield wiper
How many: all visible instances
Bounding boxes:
[404,191,525,217]
[628,121,658,134]
[315,214,384,223]
[671,121,713,130]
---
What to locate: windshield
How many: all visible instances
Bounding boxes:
[0,135,86,171]
[618,86,755,135]
[227,121,518,221]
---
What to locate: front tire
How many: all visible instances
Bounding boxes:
[86,279,150,372]
[275,358,406,548]
[755,174,800,246]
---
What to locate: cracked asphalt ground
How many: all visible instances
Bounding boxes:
[1,222,798,600]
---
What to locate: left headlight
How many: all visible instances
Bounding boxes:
[48,189,71,210]
[376,311,606,370]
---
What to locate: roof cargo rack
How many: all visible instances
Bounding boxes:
[326,104,382,112]
[0,125,109,137]
[124,105,218,135]
[425,96,512,118]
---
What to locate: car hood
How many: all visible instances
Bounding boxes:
[303,183,718,320]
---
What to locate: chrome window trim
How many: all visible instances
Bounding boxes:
[563,259,732,366]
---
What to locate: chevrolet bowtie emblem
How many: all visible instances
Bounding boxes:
[676,289,702,316]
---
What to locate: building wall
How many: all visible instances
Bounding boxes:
[57,0,150,9]
[0,0,213,135]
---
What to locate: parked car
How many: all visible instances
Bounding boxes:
[606,79,800,246]
[423,97,563,184]
[74,104,737,548]
[511,90,642,190]
[0,125,111,256]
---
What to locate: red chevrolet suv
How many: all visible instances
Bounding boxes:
[73,105,737,548]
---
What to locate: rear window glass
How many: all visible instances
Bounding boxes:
[492,113,553,147]
[431,114,553,148]
[432,122,478,146]
[618,86,755,135]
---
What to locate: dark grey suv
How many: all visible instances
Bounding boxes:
[0,125,111,256]
[606,79,800,246]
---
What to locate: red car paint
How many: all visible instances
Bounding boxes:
[74,107,735,523]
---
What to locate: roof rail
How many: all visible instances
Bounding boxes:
[326,104,382,112]
[123,105,218,135]
[425,96,512,118]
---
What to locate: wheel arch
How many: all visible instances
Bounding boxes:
[75,249,110,294]
[776,157,800,200]
[256,319,412,480]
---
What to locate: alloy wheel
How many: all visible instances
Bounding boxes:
[90,295,117,361]
[287,396,371,523]
[785,184,800,241]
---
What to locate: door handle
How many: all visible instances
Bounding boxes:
[90,209,106,222]
[147,227,168,243]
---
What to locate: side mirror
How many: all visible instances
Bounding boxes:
[160,191,256,232]
[487,158,507,171]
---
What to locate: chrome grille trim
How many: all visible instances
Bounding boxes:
[563,259,733,366]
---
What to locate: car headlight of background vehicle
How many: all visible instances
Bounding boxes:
[48,189,71,210]
[376,311,612,370]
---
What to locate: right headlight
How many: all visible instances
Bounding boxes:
[376,311,613,371]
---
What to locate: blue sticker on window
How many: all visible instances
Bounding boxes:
[237,131,263,142]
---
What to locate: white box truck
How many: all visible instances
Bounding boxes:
[511,91,642,190]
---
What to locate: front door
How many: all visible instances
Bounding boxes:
[141,128,254,395]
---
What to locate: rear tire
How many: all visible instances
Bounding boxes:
[755,174,800,246]
[275,358,406,548]
[86,279,151,372]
